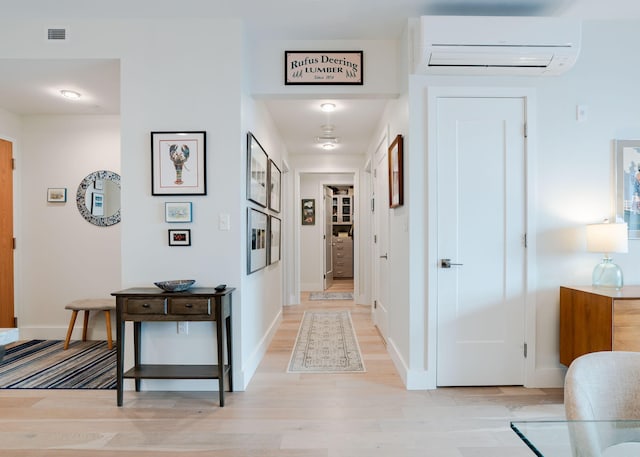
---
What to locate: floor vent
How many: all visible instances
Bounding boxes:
[47,28,67,41]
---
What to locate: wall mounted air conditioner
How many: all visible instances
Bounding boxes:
[413,16,581,76]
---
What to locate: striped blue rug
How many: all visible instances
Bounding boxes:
[0,340,115,389]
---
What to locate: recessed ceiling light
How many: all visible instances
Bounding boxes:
[320,103,336,112]
[60,89,81,100]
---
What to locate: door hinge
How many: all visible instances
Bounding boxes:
[523,233,527,248]
[371,197,375,213]
[13,317,17,327]
[523,343,528,358]
[524,123,528,138]
[374,169,377,178]
[12,158,16,170]
[374,300,377,309]
[374,234,377,243]
[12,238,16,250]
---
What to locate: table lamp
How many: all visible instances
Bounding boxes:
[586,221,628,289]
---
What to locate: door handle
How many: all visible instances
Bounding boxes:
[380,254,388,259]
[441,258,463,268]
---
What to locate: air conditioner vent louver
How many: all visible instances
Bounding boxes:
[413,16,581,76]
[47,28,67,40]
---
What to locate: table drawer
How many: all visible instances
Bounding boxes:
[169,298,211,316]
[124,298,167,315]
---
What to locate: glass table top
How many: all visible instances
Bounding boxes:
[511,420,640,456]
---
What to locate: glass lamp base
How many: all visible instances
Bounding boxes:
[592,258,623,289]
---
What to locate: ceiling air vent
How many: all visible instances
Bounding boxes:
[47,28,67,41]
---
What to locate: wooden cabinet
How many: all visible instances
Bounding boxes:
[112,287,234,407]
[559,285,640,366]
[333,236,353,278]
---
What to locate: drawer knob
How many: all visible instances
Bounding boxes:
[185,303,193,308]
[142,303,151,308]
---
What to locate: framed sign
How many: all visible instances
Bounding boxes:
[247,132,268,207]
[388,134,404,208]
[151,131,206,196]
[285,51,363,85]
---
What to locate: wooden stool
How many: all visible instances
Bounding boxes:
[64,299,115,350]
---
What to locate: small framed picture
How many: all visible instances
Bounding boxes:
[388,134,404,208]
[47,188,67,203]
[269,159,281,213]
[168,229,191,246]
[269,215,281,265]
[247,132,269,207]
[247,208,268,274]
[165,202,193,223]
[302,198,315,225]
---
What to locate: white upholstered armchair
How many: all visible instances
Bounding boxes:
[564,351,640,456]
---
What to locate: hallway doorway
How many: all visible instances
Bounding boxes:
[297,172,357,300]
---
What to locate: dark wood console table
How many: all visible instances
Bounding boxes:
[111,287,234,407]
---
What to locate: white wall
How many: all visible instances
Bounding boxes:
[406,19,640,388]
[239,96,288,385]
[0,18,277,392]
[18,115,121,339]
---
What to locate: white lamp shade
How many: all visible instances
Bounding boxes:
[586,222,629,254]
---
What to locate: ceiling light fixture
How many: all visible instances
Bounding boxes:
[60,89,81,100]
[322,142,337,150]
[320,102,336,112]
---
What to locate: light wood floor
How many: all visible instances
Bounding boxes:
[0,286,564,456]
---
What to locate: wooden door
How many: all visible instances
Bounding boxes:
[436,97,526,386]
[0,139,14,327]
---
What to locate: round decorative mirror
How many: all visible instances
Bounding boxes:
[76,170,121,226]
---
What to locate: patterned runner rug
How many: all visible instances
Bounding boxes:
[0,340,115,389]
[308,292,354,300]
[288,311,365,373]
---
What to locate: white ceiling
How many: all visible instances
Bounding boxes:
[2,0,640,156]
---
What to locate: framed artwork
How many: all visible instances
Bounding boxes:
[91,193,104,216]
[47,188,67,203]
[269,159,281,213]
[284,51,363,85]
[151,131,206,196]
[615,139,640,239]
[168,229,191,246]
[301,198,315,225]
[269,216,282,265]
[247,132,268,207]
[388,134,404,208]
[247,208,268,274]
[165,202,193,223]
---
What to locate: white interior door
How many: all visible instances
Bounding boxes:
[323,186,334,290]
[436,96,526,386]
[373,138,389,341]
